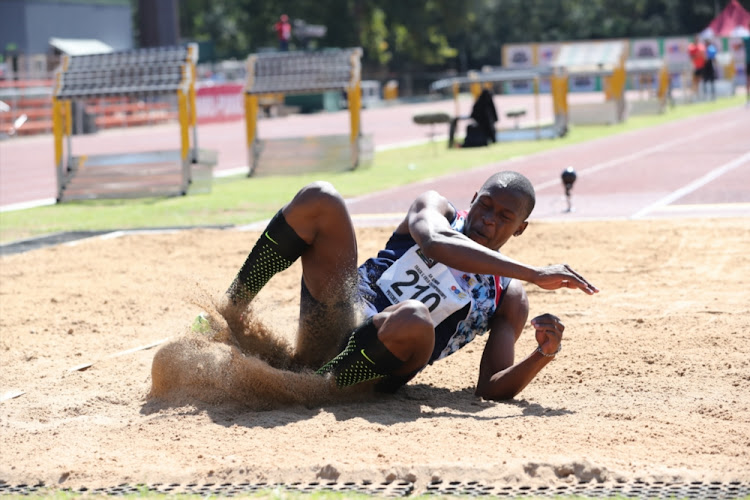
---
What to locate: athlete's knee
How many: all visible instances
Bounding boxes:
[282,182,350,242]
[391,300,433,330]
[377,300,434,366]
[288,181,346,214]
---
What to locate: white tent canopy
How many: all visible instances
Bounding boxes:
[701,25,750,38]
[553,40,628,74]
[625,57,665,74]
[49,37,113,56]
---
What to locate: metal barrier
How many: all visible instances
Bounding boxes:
[52,44,217,201]
[244,48,372,176]
[430,68,569,143]
[624,58,671,115]
[3,478,748,498]
[555,41,629,126]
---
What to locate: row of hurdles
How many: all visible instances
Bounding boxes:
[42,45,368,202]
[7,39,712,202]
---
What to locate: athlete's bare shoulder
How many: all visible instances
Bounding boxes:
[393,191,455,234]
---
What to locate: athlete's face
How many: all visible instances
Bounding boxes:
[464,185,529,251]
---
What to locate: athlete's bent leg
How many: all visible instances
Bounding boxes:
[374,300,435,374]
[219,182,358,356]
[317,300,434,388]
[225,209,309,307]
[280,182,361,367]
[225,181,357,306]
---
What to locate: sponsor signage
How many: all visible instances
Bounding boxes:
[196,83,245,124]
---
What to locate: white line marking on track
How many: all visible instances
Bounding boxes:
[533,115,748,192]
[656,202,750,212]
[632,150,750,219]
[375,136,447,151]
[211,137,442,179]
[214,166,249,178]
[348,108,748,207]
[0,198,57,212]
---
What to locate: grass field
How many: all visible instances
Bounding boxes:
[0,94,745,245]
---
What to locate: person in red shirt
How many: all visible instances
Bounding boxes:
[274,14,292,52]
[687,36,706,100]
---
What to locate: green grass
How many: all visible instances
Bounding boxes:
[0,94,745,245]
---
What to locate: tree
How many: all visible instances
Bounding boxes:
[174,0,749,71]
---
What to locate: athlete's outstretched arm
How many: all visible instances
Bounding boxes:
[402,191,598,295]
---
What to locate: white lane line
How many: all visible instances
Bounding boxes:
[347,113,742,205]
[631,150,750,219]
[533,115,747,192]
[375,136,446,151]
[0,198,57,212]
[212,137,444,179]
[214,166,249,178]
[656,202,750,212]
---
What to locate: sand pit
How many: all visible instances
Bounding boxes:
[1,217,749,493]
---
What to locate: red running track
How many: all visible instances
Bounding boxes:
[0,92,582,210]
[0,96,486,209]
[346,104,750,222]
[1,96,748,221]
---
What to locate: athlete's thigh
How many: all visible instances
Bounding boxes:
[283,182,359,303]
[301,230,358,302]
[295,277,361,368]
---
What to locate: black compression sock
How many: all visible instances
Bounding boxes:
[226,210,309,304]
[316,318,405,388]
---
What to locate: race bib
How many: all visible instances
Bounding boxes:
[376,245,471,326]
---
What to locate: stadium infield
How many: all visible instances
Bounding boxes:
[0,101,749,498]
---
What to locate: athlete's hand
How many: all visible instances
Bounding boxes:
[531,313,564,356]
[532,264,599,295]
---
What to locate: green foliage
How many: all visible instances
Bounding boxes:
[176,0,749,70]
[362,7,391,65]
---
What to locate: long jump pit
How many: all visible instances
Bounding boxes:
[1,217,749,498]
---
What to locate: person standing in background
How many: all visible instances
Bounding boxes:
[687,36,706,100]
[702,39,717,101]
[274,14,292,52]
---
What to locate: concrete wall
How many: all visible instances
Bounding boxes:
[0,1,28,55]
[0,0,132,55]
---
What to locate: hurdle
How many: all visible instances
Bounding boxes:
[624,57,671,115]
[554,40,629,126]
[244,47,373,177]
[52,43,217,202]
[430,67,569,143]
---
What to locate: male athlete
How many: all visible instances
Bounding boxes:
[219,171,598,400]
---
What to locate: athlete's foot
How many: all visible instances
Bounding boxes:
[189,310,235,344]
[191,312,212,335]
[216,295,249,336]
